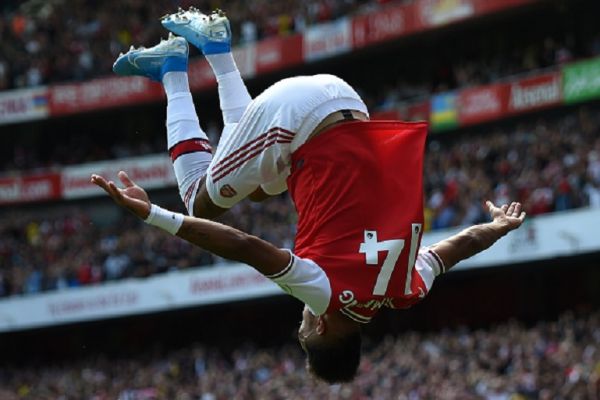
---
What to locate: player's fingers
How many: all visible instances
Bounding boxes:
[501,204,509,213]
[507,202,516,215]
[486,200,495,211]
[108,181,125,202]
[91,174,111,193]
[519,211,526,222]
[513,202,522,217]
[118,171,135,188]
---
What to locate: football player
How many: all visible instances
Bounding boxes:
[102,8,527,383]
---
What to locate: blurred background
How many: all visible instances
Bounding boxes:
[1,0,600,398]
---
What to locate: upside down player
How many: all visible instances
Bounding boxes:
[93,9,527,383]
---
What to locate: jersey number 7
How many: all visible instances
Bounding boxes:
[358,224,422,296]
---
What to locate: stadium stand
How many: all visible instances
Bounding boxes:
[1,0,600,398]
[0,0,392,90]
[1,309,599,398]
[1,104,599,296]
[2,3,600,170]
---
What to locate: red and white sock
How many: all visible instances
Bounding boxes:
[163,71,212,215]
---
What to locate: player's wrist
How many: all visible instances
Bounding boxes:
[145,204,185,235]
[489,219,511,237]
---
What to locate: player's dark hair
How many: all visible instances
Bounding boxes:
[304,330,362,384]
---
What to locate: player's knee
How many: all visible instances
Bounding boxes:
[302,331,362,384]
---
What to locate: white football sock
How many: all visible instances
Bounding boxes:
[162,71,212,215]
[206,53,252,125]
[205,53,238,76]
[163,71,190,99]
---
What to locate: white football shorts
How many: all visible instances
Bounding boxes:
[205,74,368,208]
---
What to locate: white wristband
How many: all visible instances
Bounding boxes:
[144,204,185,235]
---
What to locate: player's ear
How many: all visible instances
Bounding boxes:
[316,315,326,335]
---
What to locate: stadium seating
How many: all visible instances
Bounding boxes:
[0,0,371,90]
[1,105,598,297]
[1,310,598,399]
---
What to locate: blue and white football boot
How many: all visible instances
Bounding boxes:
[112,33,189,81]
[161,8,231,55]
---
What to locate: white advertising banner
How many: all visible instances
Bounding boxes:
[61,154,176,199]
[304,18,353,61]
[422,207,600,269]
[0,87,49,125]
[0,264,281,332]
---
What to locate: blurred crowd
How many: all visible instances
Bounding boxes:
[1,310,599,399]
[424,106,600,229]
[0,0,384,90]
[1,0,599,94]
[0,196,294,297]
[1,105,599,297]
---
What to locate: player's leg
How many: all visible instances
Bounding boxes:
[113,35,212,216]
[161,8,255,218]
[161,9,252,128]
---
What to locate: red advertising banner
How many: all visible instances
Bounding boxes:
[256,35,303,75]
[457,84,508,126]
[474,0,538,15]
[352,3,419,49]
[304,18,353,61]
[0,173,61,205]
[61,155,175,199]
[49,76,162,116]
[188,59,217,92]
[508,71,562,114]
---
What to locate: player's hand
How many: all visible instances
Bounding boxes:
[91,171,151,219]
[486,200,526,232]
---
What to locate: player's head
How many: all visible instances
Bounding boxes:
[298,305,362,383]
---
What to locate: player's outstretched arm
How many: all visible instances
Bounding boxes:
[91,171,290,276]
[429,201,526,271]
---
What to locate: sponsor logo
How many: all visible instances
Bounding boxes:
[339,290,355,304]
[509,75,561,111]
[0,174,60,204]
[220,184,238,198]
[461,88,502,117]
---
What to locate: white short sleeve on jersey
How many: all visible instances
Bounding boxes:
[415,247,445,291]
[265,251,331,316]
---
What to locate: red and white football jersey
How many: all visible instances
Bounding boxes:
[274,120,443,323]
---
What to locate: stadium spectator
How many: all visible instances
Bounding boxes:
[0,0,598,93]
[0,310,598,399]
[0,0,367,90]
